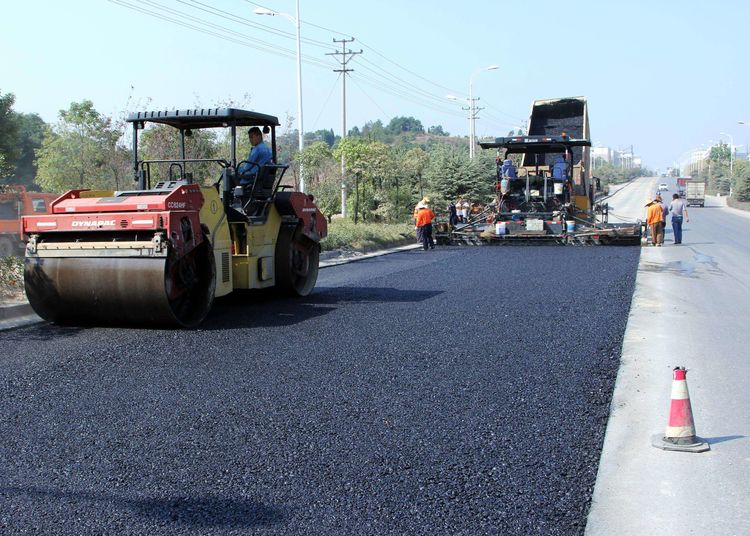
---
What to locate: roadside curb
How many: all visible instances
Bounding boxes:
[320,243,421,268]
[0,302,41,331]
[0,302,33,320]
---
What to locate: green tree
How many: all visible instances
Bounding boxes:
[0,91,20,178]
[401,147,429,201]
[333,138,392,223]
[298,141,334,187]
[733,159,750,201]
[11,113,46,189]
[386,116,424,134]
[359,120,387,142]
[305,128,336,147]
[36,100,128,192]
[424,144,494,206]
[427,125,448,136]
[139,123,218,185]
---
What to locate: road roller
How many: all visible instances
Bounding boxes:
[21,108,327,327]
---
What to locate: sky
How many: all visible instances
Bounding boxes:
[3,0,749,171]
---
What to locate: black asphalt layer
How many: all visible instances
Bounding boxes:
[0,245,639,535]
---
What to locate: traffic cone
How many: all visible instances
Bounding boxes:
[651,367,710,453]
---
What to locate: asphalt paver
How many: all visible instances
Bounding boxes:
[0,245,639,535]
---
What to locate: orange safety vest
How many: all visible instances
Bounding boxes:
[646,203,664,225]
[415,208,435,227]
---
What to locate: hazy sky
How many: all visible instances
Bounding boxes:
[3,0,748,170]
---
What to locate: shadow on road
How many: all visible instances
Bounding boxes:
[0,485,285,529]
[201,286,443,331]
[704,434,746,445]
[0,324,83,342]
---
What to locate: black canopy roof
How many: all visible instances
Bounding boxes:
[479,135,591,152]
[126,108,279,129]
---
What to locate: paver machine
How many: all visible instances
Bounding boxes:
[443,97,641,245]
[22,108,327,327]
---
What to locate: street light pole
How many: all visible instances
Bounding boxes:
[720,131,734,177]
[447,65,498,159]
[255,1,305,192]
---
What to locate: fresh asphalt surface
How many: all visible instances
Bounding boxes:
[0,245,640,534]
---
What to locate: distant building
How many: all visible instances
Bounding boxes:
[591,145,642,170]
[591,146,612,168]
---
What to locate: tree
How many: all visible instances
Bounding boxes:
[11,113,46,189]
[427,125,448,136]
[0,91,20,178]
[305,128,336,147]
[386,116,424,134]
[298,141,334,188]
[424,144,494,206]
[359,120,387,142]
[733,159,750,201]
[36,100,130,192]
[333,138,392,223]
[401,147,429,200]
[139,123,218,185]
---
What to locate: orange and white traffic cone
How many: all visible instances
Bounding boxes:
[651,367,710,453]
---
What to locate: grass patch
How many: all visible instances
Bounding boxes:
[321,220,415,252]
[0,256,24,303]
[727,197,750,212]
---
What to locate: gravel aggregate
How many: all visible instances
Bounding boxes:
[0,245,639,535]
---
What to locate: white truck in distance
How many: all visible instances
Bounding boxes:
[686,181,706,207]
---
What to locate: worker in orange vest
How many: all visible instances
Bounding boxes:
[415,198,435,250]
[645,195,665,246]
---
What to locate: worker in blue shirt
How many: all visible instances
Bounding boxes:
[238,127,272,185]
[501,158,517,179]
[552,154,569,180]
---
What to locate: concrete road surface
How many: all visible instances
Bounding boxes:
[586,177,750,535]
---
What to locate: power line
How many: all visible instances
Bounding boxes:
[349,72,466,118]
[309,72,341,131]
[349,77,390,120]
[110,0,513,129]
[110,0,334,70]
[356,39,464,97]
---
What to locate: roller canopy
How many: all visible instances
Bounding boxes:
[126,108,280,129]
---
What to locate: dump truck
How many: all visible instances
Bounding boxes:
[440,97,641,245]
[676,177,691,198]
[685,180,706,207]
[0,185,57,256]
[22,108,326,327]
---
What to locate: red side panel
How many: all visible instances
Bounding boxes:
[274,191,328,242]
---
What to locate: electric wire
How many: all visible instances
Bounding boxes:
[349,71,466,118]
[349,77,390,120]
[309,72,341,131]
[110,0,517,127]
[110,0,335,70]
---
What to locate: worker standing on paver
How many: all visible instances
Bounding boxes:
[646,196,665,246]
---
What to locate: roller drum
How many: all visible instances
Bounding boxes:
[24,242,216,328]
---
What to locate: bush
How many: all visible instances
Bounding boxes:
[321,220,414,252]
[0,256,24,301]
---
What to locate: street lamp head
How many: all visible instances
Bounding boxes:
[445,94,459,101]
[484,65,499,71]
[738,121,746,125]
[254,7,277,16]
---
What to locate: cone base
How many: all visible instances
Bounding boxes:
[651,433,710,453]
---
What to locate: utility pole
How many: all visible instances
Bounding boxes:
[468,97,484,159]
[327,38,362,218]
